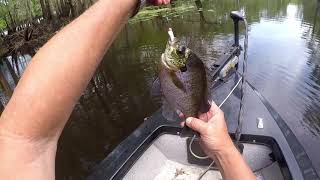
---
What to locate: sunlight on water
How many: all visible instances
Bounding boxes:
[287,4,298,19]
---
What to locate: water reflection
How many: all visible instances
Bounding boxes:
[302,0,320,136]
[245,0,320,173]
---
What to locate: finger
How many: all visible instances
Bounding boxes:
[186,117,207,134]
[156,0,164,5]
[198,113,210,122]
[208,101,221,117]
[179,114,185,120]
[210,100,219,111]
[180,121,185,127]
[177,110,185,119]
[164,0,170,4]
[199,141,214,158]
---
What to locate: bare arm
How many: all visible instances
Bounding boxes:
[0,0,168,179]
[214,143,256,180]
[186,103,256,180]
[1,0,136,143]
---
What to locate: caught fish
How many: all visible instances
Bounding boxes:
[152,28,208,121]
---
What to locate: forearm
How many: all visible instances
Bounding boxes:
[0,0,136,141]
[215,141,256,180]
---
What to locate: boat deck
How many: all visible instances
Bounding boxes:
[124,134,283,180]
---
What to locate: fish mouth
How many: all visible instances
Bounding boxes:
[162,38,191,71]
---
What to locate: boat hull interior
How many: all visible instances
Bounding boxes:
[123,134,284,180]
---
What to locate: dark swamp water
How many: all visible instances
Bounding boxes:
[0,0,319,179]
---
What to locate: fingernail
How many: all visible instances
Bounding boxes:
[186,118,192,124]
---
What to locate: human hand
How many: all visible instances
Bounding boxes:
[184,102,234,159]
[147,0,171,5]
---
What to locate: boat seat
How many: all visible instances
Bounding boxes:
[123,134,284,180]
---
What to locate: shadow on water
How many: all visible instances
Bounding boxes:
[0,0,320,179]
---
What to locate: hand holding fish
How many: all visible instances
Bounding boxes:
[184,102,234,158]
[184,103,256,180]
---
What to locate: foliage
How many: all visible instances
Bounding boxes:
[0,18,5,29]
[0,0,42,30]
[0,0,198,29]
[130,3,195,24]
[31,0,42,17]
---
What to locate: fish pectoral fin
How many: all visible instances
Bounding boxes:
[161,99,179,122]
[170,72,187,93]
[151,77,162,105]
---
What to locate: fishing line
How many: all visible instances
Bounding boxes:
[235,18,248,143]
[198,160,215,180]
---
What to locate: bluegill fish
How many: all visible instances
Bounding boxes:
[152,29,208,120]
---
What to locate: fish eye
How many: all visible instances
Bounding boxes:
[176,46,186,55]
[180,66,187,72]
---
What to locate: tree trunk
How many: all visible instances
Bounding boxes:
[7,10,16,28]
[48,0,59,21]
[4,58,19,85]
[40,0,50,19]
[56,0,63,17]
[70,0,82,17]
[59,0,69,17]
[0,69,12,98]
[0,102,4,114]
[40,0,49,19]
[26,0,34,20]
[14,58,20,77]
[12,4,19,27]
[3,17,10,30]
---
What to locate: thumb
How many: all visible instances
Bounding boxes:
[186,117,207,134]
